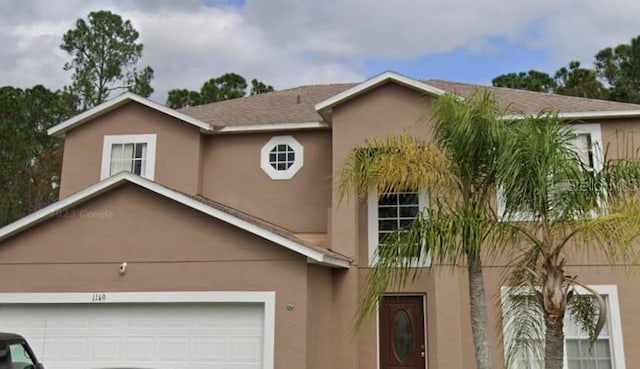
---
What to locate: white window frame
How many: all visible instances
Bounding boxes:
[500,284,625,369]
[367,188,429,266]
[101,134,157,180]
[498,123,603,221]
[260,136,304,180]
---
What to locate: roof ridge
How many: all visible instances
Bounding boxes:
[178,82,360,113]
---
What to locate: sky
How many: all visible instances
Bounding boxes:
[0,0,639,104]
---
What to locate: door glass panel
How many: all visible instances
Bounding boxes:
[392,309,412,362]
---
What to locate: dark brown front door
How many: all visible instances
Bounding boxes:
[379,295,426,369]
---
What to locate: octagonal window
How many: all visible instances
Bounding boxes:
[261,136,304,180]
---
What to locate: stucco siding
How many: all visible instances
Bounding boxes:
[59,103,201,198]
[200,130,332,233]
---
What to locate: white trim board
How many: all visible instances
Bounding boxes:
[315,71,449,113]
[48,92,213,137]
[213,122,329,133]
[502,110,640,121]
[0,172,350,268]
[100,134,157,180]
[0,291,275,369]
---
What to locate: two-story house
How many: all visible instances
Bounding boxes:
[1,71,639,369]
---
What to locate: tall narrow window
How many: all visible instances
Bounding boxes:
[101,134,156,180]
[574,133,595,172]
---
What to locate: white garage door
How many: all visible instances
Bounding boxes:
[0,303,264,369]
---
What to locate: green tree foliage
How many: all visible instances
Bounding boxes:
[493,62,607,99]
[0,86,77,226]
[554,61,608,99]
[493,34,640,102]
[201,73,247,102]
[595,35,640,103]
[339,92,507,369]
[166,89,203,110]
[60,10,154,110]
[250,78,274,95]
[492,70,557,93]
[166,73,274,109]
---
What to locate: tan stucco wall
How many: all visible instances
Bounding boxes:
[200,130,332,233]
[598,118,640,159]
[59,103,202,198]
[0,184,313,369]
[306,264,333,369]
[329,83,435,368]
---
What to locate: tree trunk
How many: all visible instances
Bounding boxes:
[544,309,565,369]
[467,255,493,369]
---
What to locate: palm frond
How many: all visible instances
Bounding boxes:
[432,91,505,195]
[337,134,454,201]
[502,288,545,369]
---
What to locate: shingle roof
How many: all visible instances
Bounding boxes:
[188,194,349,263]
[426,80,640,115]
[179,83,354,127]
[178,78,640,128]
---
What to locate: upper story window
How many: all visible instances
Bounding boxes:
[498,123,603,220]
[367,189,428,266]
[100,134,157,180]
[260,136,304,180]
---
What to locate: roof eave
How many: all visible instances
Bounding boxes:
[211,121,329,134]
[502,110,640,120]
[47,92,214,137]
[307,255,351,268]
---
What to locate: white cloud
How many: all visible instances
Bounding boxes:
[0,0,638,103]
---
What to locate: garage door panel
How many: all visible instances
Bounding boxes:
[0,303,264,369]
[89,338,120,361]
[230,338,262,361]
[123,336,155,361]
[193,337,226,360]
[158,336,190,361]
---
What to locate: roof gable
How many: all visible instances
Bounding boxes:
[48,92,213,137]
[0,173,350,268]
[314,71,448,114]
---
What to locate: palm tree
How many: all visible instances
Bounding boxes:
[498,113,640,369]
[338,91,506,369]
